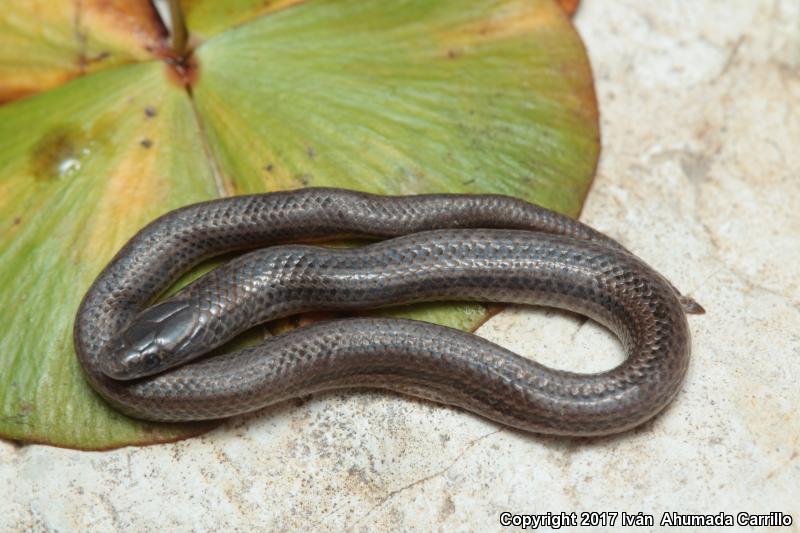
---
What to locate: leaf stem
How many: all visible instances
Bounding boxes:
[152,0,189,59]
[166,0,188,58]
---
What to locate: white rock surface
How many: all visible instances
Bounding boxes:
[3,1,799,531]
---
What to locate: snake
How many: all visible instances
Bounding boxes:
[73,188,703,437]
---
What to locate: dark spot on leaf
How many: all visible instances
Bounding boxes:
[29,126,87,182]
[307,146,316,159]
[166,52,200,90]
[88,51,111,64]
[13,217,21,225]
[144,106,157,118]
[296,173,312,186]
[264,163,274,173]
[447,49,461,59]
[140,138,153,149]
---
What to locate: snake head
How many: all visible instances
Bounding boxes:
[102,300,203,380]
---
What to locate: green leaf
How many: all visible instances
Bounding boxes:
[0,0,598,448]
[182,0,301,39]
[193,0,597,212]
[0,62,218,448]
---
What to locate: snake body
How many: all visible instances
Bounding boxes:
[74,188,699,436]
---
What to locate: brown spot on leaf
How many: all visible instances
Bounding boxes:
[29,126,87,182]
[165,52,201,90]
[140,138,153,149]
[13,217,21,226]
[447,49,461,59]
[264,163,274,173]
[144,106,157,118]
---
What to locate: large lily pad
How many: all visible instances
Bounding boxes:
[0,0,598,449]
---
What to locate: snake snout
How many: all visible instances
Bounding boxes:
[101,300,202,380]
[101,340,159,381]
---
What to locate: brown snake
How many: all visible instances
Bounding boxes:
[73,188,702,436]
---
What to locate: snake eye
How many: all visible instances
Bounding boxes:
[144,353,160,370]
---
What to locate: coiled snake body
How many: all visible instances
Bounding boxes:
[74,188,701,436]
